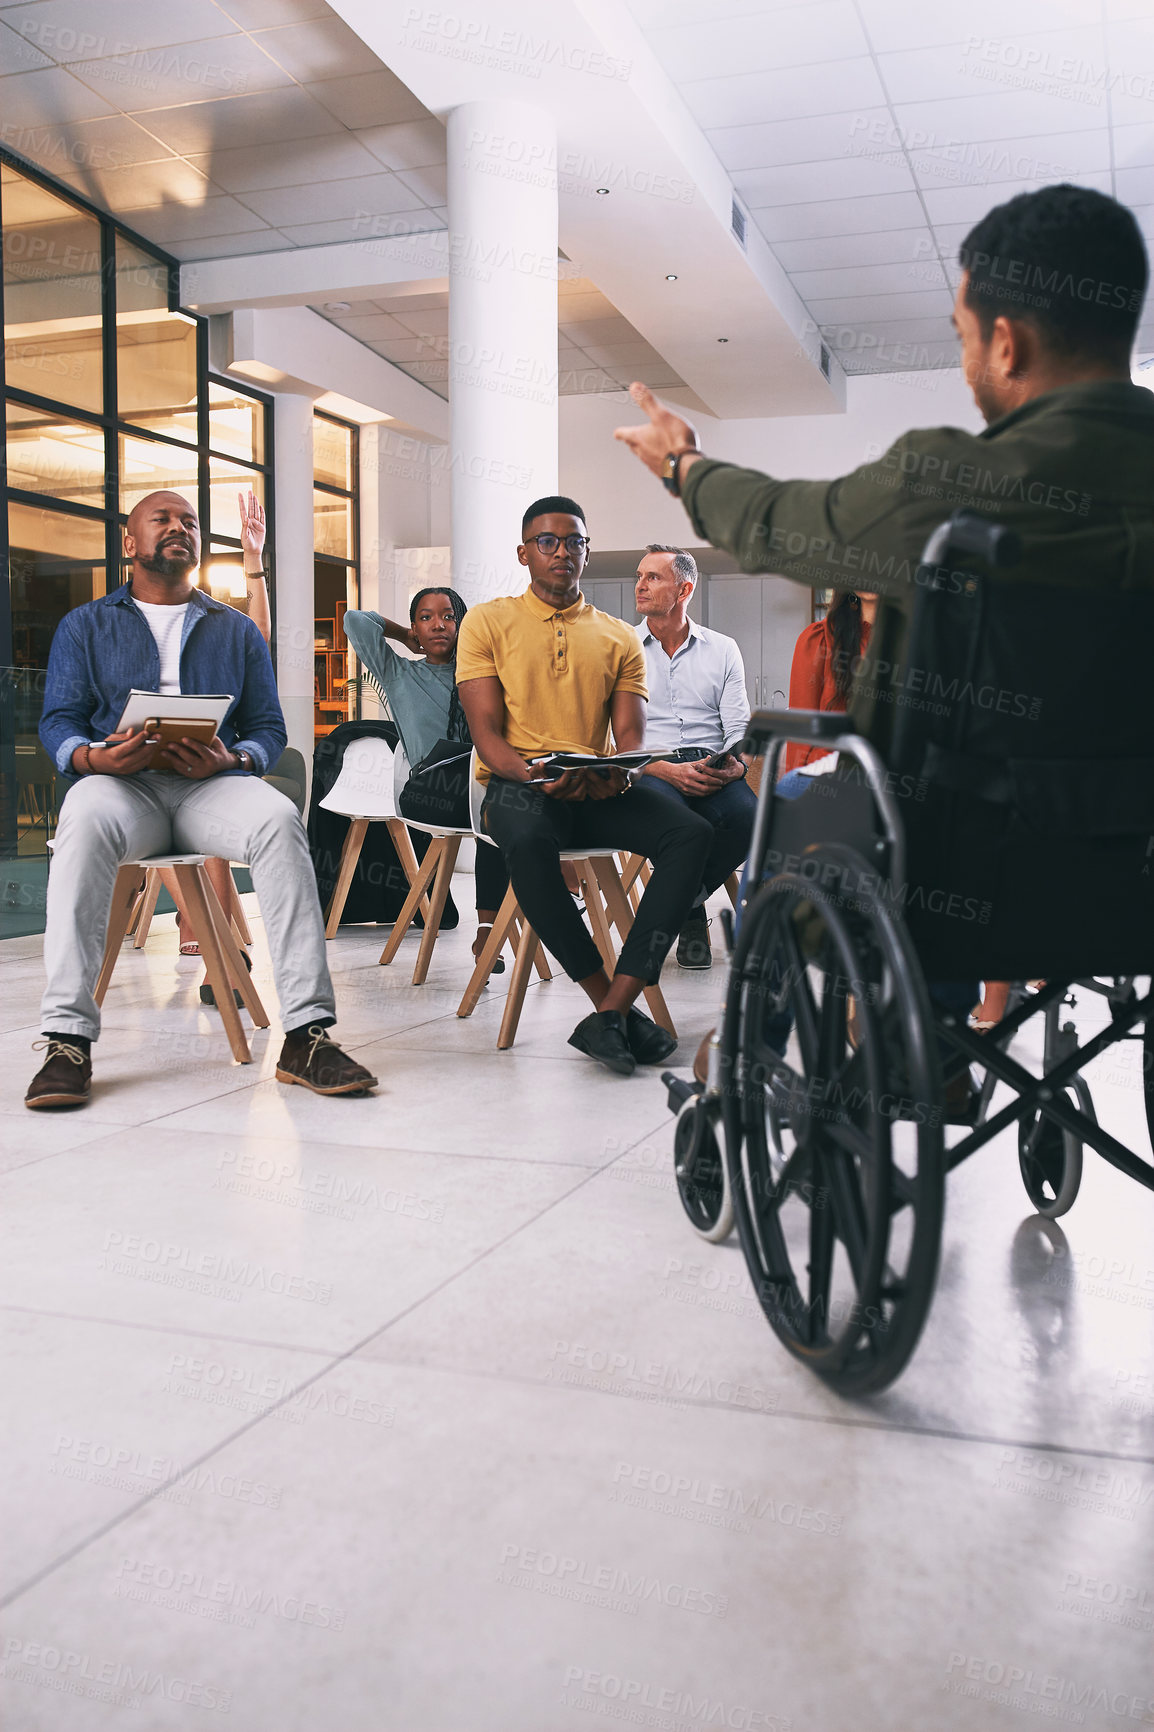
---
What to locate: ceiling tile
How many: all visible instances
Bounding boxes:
[11,0,238,54]
[188,132,383,194]
[559,366,617,394]
[555,291,617,322]
[0,111,175,175]
[1112,123,1154,172]
[890,87,1105,143]
[908,127,1110,197]
[771,227,939,271]
[51,154,212,211]
[921,169,1112,224]
[168,228,291,261]
[558,315,637,343]
[627,0,804,24]
[793,260,952,299]
[753,189,925,241]
[0,64,114,124]
[680,57,886,130]
[214,0,330,24]
[708,109,892,172]
[371,336,444,363]
[325,311,413,341]
[254,15,385,81]
[735,154,916,206]
[124,193,271,242]
[1115,164,1154,208]
[240,170,425,227]
[878,28,1105,105]
[1106,18,1154,123]
[393,306,449,337]
[275,210,444,246]
[604,364,682,388]
[374,291,449,313]
[857,0,1101,54]
[822,315,959,346]
[67,33,291,111]
[579,341,664,366]
[0,16,52,72]
[136,86,343,153]
[306,68,429,130]
[393,162,447,207]
[355,118,446,172]
[806,288,955,322]
[642,2,867,83]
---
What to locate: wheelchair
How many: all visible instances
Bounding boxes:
[664,511,1154,1395]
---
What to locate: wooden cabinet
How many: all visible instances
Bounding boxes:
[313,600,350,736]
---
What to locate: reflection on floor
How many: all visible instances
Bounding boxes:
[1,896,1151,1732]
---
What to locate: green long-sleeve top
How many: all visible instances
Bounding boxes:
[679,380,1154,754]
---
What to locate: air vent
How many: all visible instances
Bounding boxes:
[730,198,746,249]
[820,342,831,379]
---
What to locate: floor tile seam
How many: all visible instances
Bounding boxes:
[0,1160,624,1609]
[0,1302,340,1358]
[346,1356,1154,1468]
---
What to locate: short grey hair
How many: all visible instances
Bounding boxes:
[645,543,698,591]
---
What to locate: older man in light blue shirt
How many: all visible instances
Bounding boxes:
[635,544,756,968]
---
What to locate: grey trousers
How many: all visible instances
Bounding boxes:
[41,771,337,1041]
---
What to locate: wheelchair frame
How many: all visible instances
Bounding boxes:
[666,512,1154,1395]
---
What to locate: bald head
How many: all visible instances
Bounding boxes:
[124,490,201,592]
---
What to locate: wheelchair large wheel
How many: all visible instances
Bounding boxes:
[1017,1080,1092,1218]
[673,1095,734,1242]
[720,842,945,1396]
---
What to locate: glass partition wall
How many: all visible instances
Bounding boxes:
[0,151,274,938]
[312,409,359,738]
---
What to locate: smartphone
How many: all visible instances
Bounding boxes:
[703,750,735,769]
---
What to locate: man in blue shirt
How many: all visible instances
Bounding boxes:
[635,545,756,969]
[26,489,376,1108]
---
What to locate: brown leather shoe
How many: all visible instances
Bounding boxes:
[25,1039,92,1109]
[275,1026,377,1096]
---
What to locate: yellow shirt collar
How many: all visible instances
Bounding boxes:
[520,585,587,621]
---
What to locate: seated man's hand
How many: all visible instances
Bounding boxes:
[163,734,238,780]
[75,726,158,777]
[650,759,726,797]
[536,766,589,802]
[584,766,629,801]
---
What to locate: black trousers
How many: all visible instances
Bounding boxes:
[398,760,509,912]
[481,777,713,984]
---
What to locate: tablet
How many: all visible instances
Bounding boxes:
[114,689,232,733]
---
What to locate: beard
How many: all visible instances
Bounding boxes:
[139,540,196,579]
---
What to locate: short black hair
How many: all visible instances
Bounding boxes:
[521,495,586,538]
[959,184,1148,364]
[409,585,467,629]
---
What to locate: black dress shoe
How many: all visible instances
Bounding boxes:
[677,909,712,969]
[568,1010,636,1076]
[625,1008,677,1065]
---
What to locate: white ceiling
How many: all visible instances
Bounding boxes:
[2,0,1154,387]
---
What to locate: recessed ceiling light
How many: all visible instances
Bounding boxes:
[325,301,351,313]
[717,337,728,343]
[595,187,610,196]
[665,273,678,281]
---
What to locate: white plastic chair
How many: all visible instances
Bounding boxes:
[457,752,676,1050]
[319,734,426,939]
[95,852,269,1064]
[376,744,474,985]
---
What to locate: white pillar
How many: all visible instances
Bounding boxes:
[271,391,315,790]
[447,102,558,605]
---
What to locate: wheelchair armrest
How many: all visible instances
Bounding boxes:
[741,708,861,754]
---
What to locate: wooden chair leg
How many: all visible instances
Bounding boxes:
[386,818,432,923]
[175,865,251,1063]
[497,914,541,1050]
[379,838,443,965]
[325,818,369,939]
[458,884,520,1017]
[589,856,677,1038]
[576,859,617,974]
[515,915,552,981]
[131,868,162,948]
[412,835,461,986]
[225,867,253,946]
[94,867,147,1006]
[198,872,269,1029]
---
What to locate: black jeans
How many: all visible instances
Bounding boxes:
[643,773,757,910]
[481,777,713,984]
[398,760,509,912]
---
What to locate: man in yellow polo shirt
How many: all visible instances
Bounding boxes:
[456,496,713,1076]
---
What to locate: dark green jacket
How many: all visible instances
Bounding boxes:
[680,381,1154,751]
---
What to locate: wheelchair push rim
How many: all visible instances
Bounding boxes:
[721,842,945,1396]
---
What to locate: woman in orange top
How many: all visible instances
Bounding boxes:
[783,589,876,772]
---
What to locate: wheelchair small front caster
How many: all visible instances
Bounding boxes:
[673,1094,734,1242]
[1017,1080,1092,1218]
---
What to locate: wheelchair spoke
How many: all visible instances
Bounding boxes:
[780,921,820,1074]
[805,1167,836,1342]
[822,1147,872,1289]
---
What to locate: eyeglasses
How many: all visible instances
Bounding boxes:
[525,533,589,555]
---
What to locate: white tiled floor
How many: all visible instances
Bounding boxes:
[2,898,1152,1731]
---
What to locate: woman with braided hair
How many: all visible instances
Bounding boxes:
[343,587,510,967]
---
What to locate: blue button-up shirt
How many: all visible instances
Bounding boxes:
[640,620,750,754]
[39,582,286,777]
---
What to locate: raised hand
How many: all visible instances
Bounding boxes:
[238,489,266,559]
[613,381,700,478]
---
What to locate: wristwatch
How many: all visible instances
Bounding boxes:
[233,749,253,773]
[661,449,699,498]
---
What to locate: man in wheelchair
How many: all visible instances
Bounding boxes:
[614,182,1154,1394]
